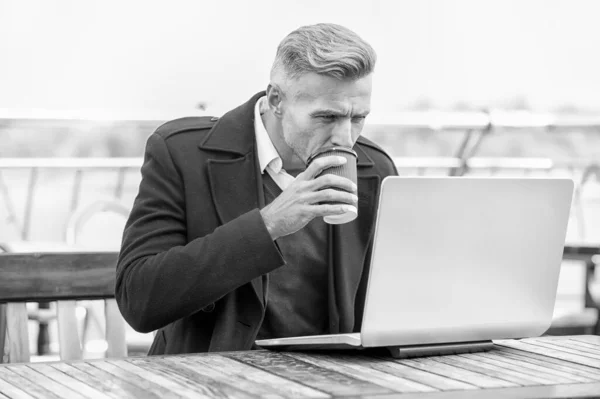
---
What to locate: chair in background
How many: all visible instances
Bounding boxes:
[65,199,130,250]
[64,198,153,356]
[64,198,129,355]
[0,252,125,363]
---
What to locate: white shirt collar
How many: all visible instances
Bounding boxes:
[254,96,283,174]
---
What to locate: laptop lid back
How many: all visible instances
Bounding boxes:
[360,177,574,348]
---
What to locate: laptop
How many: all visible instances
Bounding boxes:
[255,176,575,358]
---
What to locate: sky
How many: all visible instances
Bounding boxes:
[1,0,600,118]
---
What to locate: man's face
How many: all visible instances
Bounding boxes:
[279,72,373,165]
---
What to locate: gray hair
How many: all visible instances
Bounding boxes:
[270,23,376,82]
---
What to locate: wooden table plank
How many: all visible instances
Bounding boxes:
[494,346,600,381]
[286,352,437,393]
[461,352,575,384]
[568,335,600,345]
[497,340,600,369]
[563,338,600,352]
[6,364,87,399]
[432,354,543,386]
[90,360,183,399]
[335,354,477,391]
[50,362,145,399]
[523,339,600,360]
[522,340,600,368]
[177,354,330,398]
[531,338,600,356]
[162,358,267,398]
[362,383,600,399]
[26,363,110,399]
[128,357,255,399]
[106,359,216,399]
[72,361,165,399]
[553,338,600,354]
[566,337,600,347]
[0,366,63,399]
[457,352,565,385]
[478,350,592,383]
[226,350,393,396]
[0,375,35,399]
[397,357,517,389]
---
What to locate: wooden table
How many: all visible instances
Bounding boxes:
[1,336,600,398]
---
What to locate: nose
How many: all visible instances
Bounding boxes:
[330,118,354,148]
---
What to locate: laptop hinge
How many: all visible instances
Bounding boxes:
[386,340,494,359]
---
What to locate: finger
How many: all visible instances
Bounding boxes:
[298,155,347,180]
[311,204,356,217]
[308,189,358,207]
[311,174,357,193]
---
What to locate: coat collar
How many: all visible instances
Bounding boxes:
[199,92,262,156]
[198,91,375,168]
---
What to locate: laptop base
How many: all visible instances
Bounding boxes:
[386,340,494,359]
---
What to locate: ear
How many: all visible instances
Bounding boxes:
[265,83,284,117]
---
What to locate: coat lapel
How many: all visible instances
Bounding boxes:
[329,144,381,333]
[207,154,260,225]
[200,92,267,318]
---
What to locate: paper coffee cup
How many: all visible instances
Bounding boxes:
[307,146,358,224]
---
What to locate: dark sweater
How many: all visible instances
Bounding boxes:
[257,172,330,339]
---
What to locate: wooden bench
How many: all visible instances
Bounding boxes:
[0,252,126,363]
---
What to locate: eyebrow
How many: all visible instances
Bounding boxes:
[310,109,371,117]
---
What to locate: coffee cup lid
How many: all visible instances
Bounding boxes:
[307,146,357,165]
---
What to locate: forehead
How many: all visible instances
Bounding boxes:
[289,73,373,112]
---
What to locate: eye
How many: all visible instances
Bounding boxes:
[352,116,367,123]
[319,115,337,121]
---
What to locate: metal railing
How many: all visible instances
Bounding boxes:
[367,110,600,130]
[0,158,140,240]
[1,111,599,242]
[2,156,598,242]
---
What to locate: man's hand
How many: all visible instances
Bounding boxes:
[260,156,358,240]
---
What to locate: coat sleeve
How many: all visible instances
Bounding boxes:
[115,133,284,333]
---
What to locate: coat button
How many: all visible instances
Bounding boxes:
[210,116,219,122]
[201,303,216,313]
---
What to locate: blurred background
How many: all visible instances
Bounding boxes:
[1,0,599,360]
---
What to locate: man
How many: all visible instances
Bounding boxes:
[116,23,398,355]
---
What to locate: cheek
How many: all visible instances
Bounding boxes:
[282,113,304,142]
[281,114,310,154]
